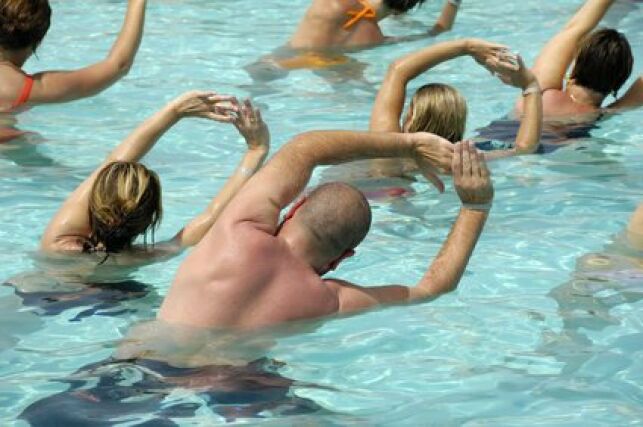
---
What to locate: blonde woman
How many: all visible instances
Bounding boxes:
[40,91,269,263]
[0,0,147,113]
[368,38,543,181]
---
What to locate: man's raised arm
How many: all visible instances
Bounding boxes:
[329,140,493,313]
[219,131,454,233]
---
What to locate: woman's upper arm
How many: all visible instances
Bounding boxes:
[530,30,582,91]
[369,66,406,133]
[29,61,122,104]
[40,168,105,251]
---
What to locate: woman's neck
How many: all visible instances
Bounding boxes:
[566,83,605,108]
[0,48,30,68]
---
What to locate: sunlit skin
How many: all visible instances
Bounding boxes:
[288,0,459,50]
[515,0,642,117]
[159,130,493,331]
[0,0,147,111]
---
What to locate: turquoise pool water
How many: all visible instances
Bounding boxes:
[1,0,642,425]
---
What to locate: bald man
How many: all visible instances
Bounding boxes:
[159,132,493,330]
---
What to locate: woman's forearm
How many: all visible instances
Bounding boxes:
[430,0,460,35]
[174,147,269,248]
[391,39,469,83]
[107,102,179,163]
[106,0,147,76]
[514,78,543,154]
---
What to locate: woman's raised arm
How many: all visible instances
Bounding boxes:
[171,100,270,248]
[40,92,237,252]
[28,0,147,105]
[370,39,507,133]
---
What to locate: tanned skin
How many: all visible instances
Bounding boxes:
[159,131,493,330]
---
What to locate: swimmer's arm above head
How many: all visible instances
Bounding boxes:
[216,131,454,234]
[370,39,508,133]
[607,76,643,110]
[530,0,615,91]
[170,100,270,248]
[327,141,494,313]
[27,0,147,105]
[40,91,239,252]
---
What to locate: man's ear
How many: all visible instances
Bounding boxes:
[328,249,356,271]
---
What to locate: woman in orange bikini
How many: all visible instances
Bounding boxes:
[246,0,462,82]
[0,0,147,114]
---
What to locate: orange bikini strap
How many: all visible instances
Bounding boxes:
[344,0,377,30]
[12,75,34,108]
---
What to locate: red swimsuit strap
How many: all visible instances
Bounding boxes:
[12,75,34,108]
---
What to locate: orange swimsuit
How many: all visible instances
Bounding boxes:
[343,0,377,30]
[12,75,34,109]
[0,75,33,143]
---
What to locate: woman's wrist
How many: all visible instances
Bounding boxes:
[521,78,541,96]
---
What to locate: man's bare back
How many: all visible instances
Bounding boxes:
[159,222,339,330]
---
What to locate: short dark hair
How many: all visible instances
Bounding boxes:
[0,0,51,51]
[298,183,372,257]
[570,28,633,96]
[383,0,426,13]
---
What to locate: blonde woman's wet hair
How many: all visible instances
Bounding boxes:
[87,161,162,253]
[405,83,467,143]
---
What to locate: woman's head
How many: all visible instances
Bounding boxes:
[0,0,51,54]
[88,162,162,253]
[570,28,633,97]
[403,83,467,143]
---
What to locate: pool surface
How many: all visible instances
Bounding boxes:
[1,0,642,425]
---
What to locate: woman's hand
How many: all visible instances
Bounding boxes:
[169,91,239,122]
[493,54,537,90]
[231,99,270,152]
[466,39,510,71]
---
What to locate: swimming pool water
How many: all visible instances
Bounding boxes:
[1,0,642,425]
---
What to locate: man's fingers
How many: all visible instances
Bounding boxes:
[423,170,445,193]
[478,150,490,178]
[462,140,472,176]
[452,141,463,178]
[468,141,481,177]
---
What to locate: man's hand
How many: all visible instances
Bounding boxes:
[169,91,239,122]
[411,132,454,193]
[232,99,270,151]
[452,140,494,206]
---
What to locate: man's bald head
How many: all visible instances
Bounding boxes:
[295,182,372,259]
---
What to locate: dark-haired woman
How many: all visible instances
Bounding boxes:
[517,0,641,118]
[0,0,147,112]
[41,91,269,263]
